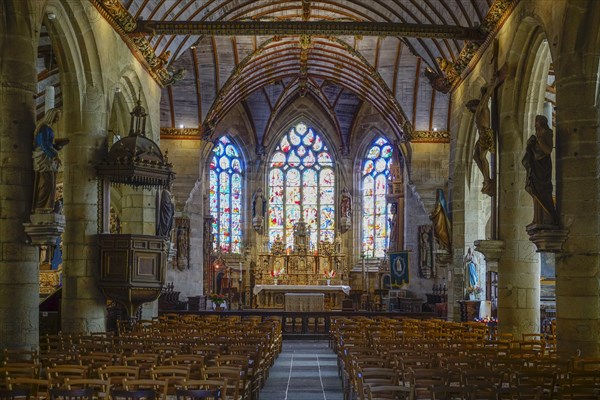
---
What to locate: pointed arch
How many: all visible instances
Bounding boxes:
[209,135,244,253]
[361,136,393,257]
[267,121,335,249]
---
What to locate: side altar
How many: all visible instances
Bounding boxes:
[252,217,348,310]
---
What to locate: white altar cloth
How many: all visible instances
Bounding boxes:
[253,284,351,296]
[253,284,351,309]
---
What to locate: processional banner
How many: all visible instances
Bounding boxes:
[389,251,409,287]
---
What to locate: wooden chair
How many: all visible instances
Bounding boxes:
[109,389,156,400]
[0,389,30,400]
[122,379,167,400]
[494,386,543,400]
[63,379,109,400]
[149,367,189,396]
[6,378,50,400]
[46,366,89,387]
[202,367,242,400]
[48,388,94,400]
[366,385,414,400]
[97,367,139,390]
[175,389,220,400]
[180,380,226,400]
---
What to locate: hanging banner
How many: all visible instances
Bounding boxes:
[389,251,409,287]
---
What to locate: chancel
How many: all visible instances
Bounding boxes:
[253,217,348,310]
[3,1,600,384]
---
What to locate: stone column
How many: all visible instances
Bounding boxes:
[554,75,600,358]
[60,87,109,333]
[497,126,540,338]
[0,2,43,349]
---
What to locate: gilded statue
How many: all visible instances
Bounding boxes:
[430,189,451,251]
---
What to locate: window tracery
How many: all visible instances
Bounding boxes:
[268,122,335,249]
[209,136,243,253]
[362,137,393,257]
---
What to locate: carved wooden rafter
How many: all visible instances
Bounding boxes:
[134,20,484,40]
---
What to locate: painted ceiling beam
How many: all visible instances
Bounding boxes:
[134,20,484,41]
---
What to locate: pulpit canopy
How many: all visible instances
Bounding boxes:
[96,98,174,189]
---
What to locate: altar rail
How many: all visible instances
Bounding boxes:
[160,310,438,339]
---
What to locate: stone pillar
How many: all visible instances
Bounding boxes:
[0,2,42,349]
[60,88,109,333]
[554,75,600,358]
[497,125,540,338]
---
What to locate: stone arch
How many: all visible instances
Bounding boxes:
[493,14,556,338]
[40,0,109,333]
[263,96,342,159]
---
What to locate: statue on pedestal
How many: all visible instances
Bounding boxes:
[252,187,267,233]
[522,115,558,227]
[32,108,68,213]
[340,187,352,233]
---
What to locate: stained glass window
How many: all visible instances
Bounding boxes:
[362,137,393,257]
[209,136,242,253]
[268,122,335,249]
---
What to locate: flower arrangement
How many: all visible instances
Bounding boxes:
[271,267,284,278]
[466,285,483,295]
[324,270,336,279]
[208,293,226,306]
[475,316,498,325]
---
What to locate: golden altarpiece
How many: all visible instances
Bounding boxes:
[252,217,349,310]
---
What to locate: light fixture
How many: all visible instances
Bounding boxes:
[47,12,56,20]
[179,124,184,129]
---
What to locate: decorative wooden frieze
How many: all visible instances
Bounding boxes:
[408,130,450,143]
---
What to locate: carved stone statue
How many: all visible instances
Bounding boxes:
[252,187,267,219]
[340,187,352,218]
[522,115,558,226]
[32,108,68,213]
[252,187,267,233]
[156,187,175,238]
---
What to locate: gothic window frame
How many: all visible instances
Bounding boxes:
[361,136,393,258]
[209,135,244,254]
[267,121,336,249]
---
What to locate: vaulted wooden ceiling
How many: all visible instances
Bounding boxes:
[119,0,499,143]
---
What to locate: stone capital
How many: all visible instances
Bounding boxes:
[474,239,505,265]
[525,225,569,253]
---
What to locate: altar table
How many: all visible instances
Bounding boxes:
[253,284,351,310]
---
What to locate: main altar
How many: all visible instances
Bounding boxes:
[253,217,348,310]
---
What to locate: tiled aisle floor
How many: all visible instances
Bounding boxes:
[259,340,344,400]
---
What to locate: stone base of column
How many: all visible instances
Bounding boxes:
[525,224,568,253]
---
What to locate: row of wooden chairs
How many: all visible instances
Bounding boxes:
[331,316,596,400]
[0,387,221,400]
